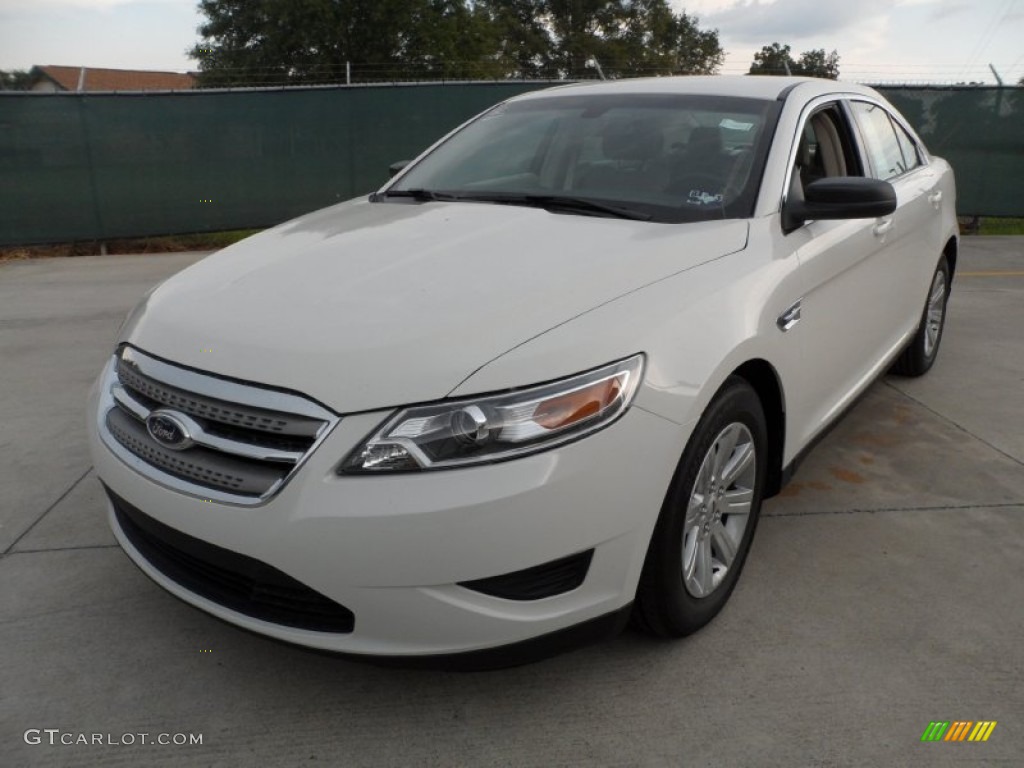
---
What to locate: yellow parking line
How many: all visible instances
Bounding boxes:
[958,270,1024,277]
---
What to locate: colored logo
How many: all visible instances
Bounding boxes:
[921,721,997,742]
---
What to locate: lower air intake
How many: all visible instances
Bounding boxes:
[107,486,354,633]
[459,550,594,601]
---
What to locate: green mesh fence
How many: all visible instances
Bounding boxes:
[880,86,1023,218]
[0,82,555,246]
[0,83,1020,246]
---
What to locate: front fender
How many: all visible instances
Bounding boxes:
[451,233,804,464]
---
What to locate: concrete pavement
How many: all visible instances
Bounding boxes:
[2,240,1022,767]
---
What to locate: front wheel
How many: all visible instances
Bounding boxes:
[891,255,951,377]
[633,377,767,637]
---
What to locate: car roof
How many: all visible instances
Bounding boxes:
[512,75,882,104]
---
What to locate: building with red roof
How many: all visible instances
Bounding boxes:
[29,65,196,92]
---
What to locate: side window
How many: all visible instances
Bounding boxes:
[851,101,908,181]
[794,105,860,190]
[892,120,922,174]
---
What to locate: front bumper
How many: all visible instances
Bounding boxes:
[87,362,686,659]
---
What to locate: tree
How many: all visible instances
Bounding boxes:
[601,2,724,77]
[748,42,794,76]
[399,1,506,79]
[477,0,555,78]
[748,42,840,79]
[543,0,723,78]
[670,11,725,75]
[190,0,496,85]
[0,69,33,90]
[190,0,725,85]
[796,48,840,80]
[542,0,627,77]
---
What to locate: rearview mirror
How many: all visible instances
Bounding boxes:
[389,160,411,178]
[783,176,896,232]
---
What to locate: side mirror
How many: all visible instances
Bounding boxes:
[783,176,896,232]
[389,160,412,178]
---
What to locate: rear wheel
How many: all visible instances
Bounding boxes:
[633,377,767,637]
[891,256,950,377]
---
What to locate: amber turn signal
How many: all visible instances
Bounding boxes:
[534,377,624,430]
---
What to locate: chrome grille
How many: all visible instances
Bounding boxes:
[106,408,284,495]
[97,346,338,504]
[116,358,322,437]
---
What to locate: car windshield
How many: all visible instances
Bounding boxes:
[383,93,781,223]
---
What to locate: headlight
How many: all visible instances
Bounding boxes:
[340,354,645,473]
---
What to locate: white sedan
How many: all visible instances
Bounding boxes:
[87,76,958,665]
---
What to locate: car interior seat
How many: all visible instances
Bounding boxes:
[576,118,667,196]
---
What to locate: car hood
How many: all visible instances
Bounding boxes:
[123,198,748,412]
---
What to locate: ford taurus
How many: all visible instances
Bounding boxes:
[87,76,958,665]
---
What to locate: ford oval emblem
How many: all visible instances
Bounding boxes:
[146,410,194,451]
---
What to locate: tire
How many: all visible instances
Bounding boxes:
[633,377,768,638]
[891,255,951,377]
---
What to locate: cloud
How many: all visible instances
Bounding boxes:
[0,0,188,10]
[698,0,894,44]
[928,2,970,21]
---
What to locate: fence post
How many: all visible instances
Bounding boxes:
[76,94,106,245]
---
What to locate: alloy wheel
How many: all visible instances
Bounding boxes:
[682,422,757,598]
[923,269,947,359]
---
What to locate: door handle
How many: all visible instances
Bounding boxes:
[928,190,943,209]
[873,217,894,237]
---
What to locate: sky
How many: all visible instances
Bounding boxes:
[0,0,1021,85]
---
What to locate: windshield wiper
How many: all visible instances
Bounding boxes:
[372,189,652,221]
[455,193,652,221]
[371,188,463,202]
